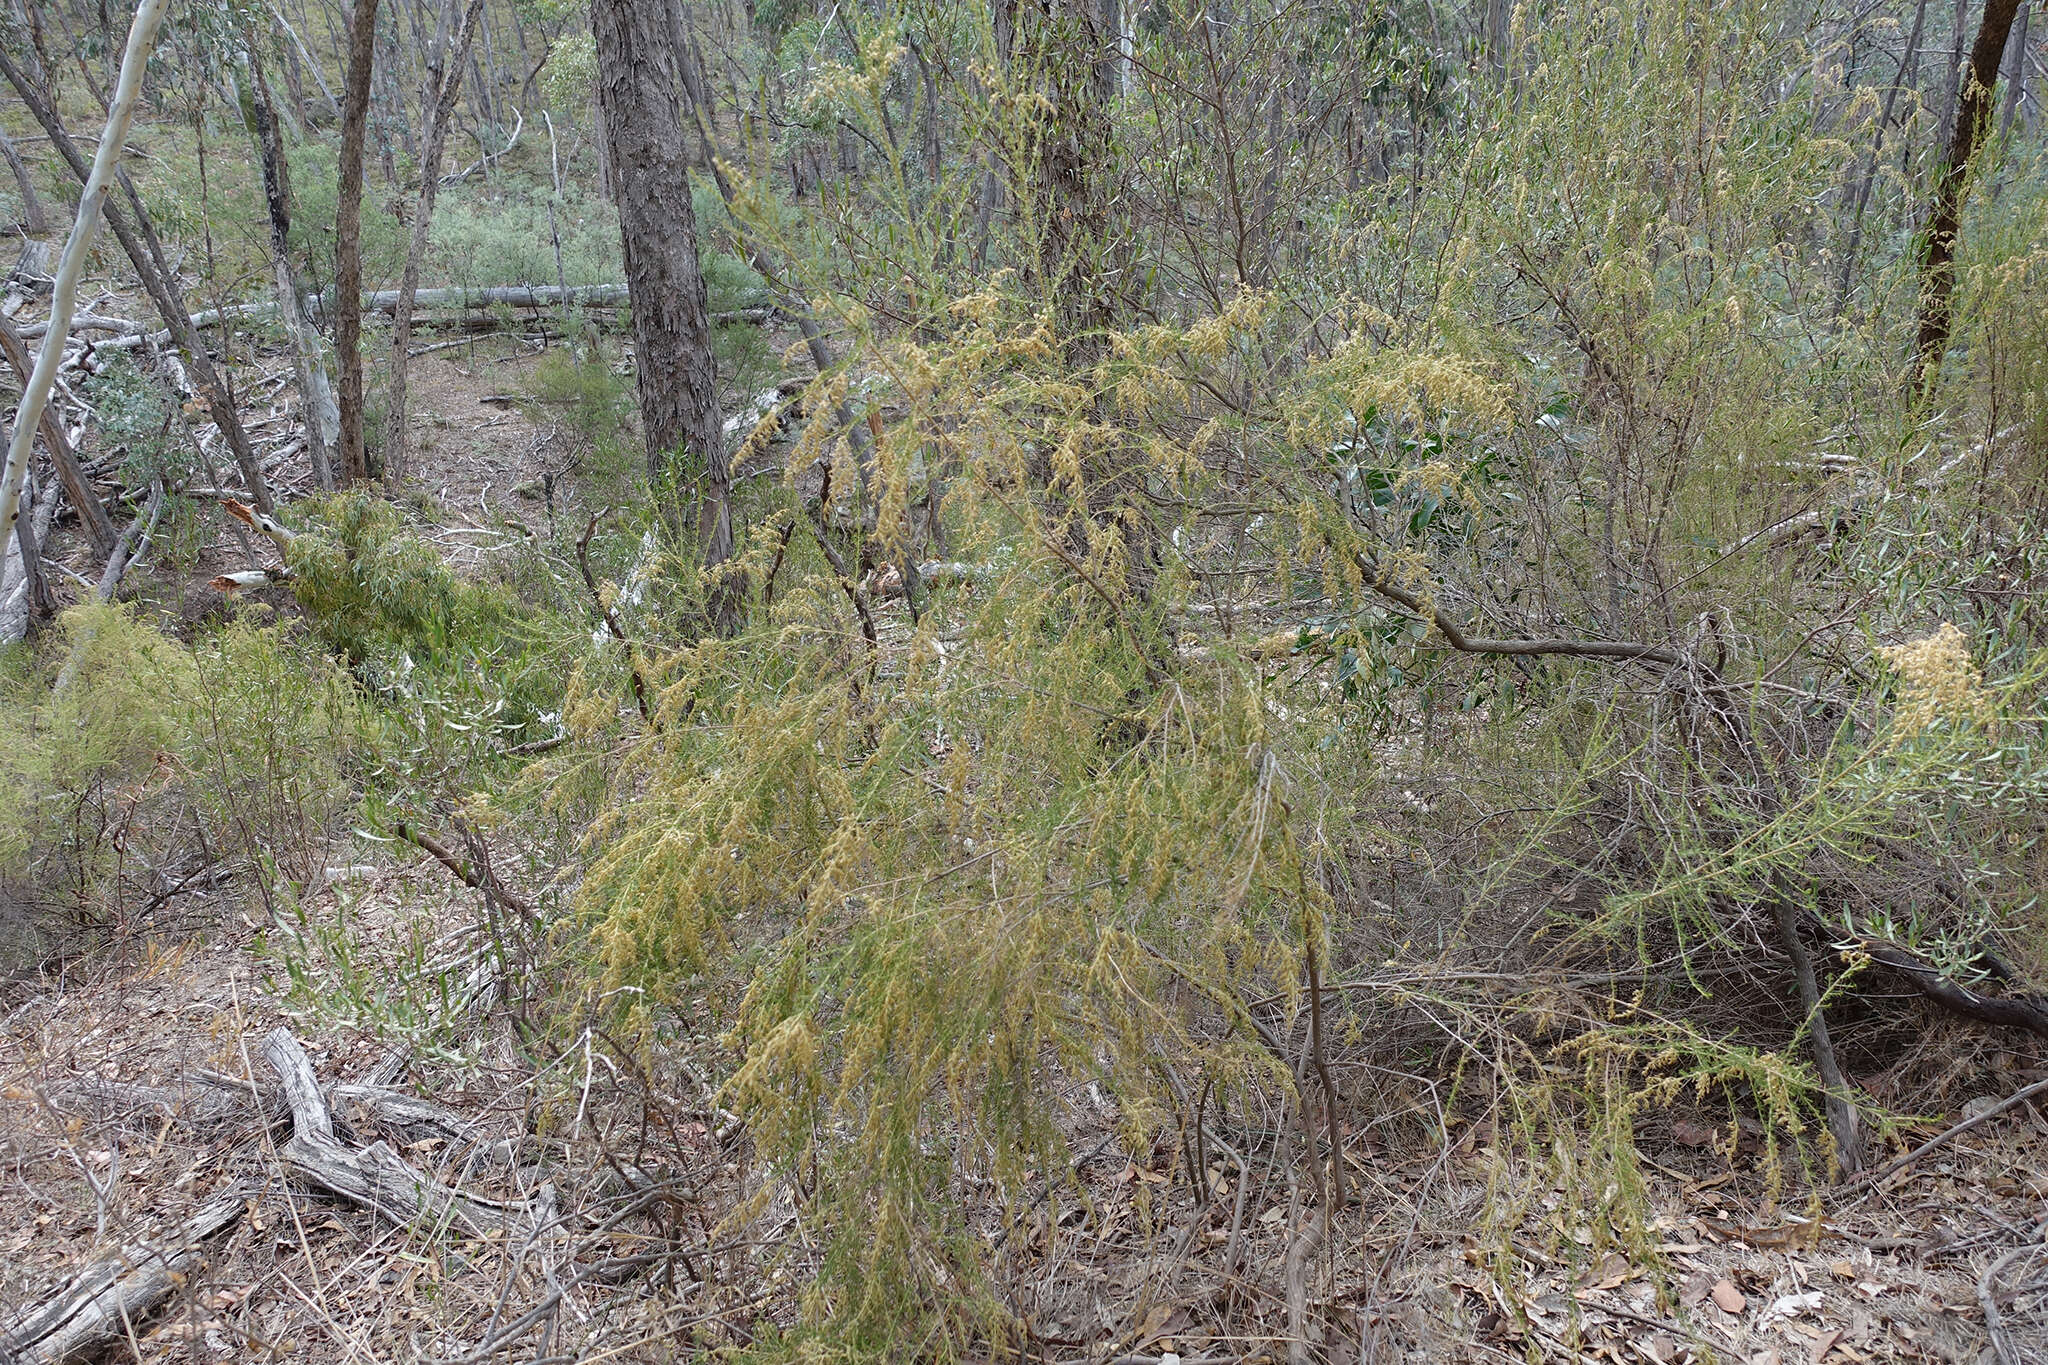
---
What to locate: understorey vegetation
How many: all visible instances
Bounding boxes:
[4,0,2048,1360]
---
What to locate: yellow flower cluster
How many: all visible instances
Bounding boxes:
[802,35,904,113]
[1285,340,1510,450]
[1879,623,1992,741]
[1182,288,1272,361]
[1403,458,1466,507]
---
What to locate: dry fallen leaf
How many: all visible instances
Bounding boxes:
[1809,1327,1844,1363]
[1133,1303,1174,1342]
[1672,1117,1719,1147]
[1710,1279,1747,1313]
[1759,1291,1824,1324]
[1580,1251,1631,1290]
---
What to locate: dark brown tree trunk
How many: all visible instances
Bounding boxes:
[591,0,735,629]
[5,465,56,632]
[0,127,48,234]
[241,42,340,489]
[1025,0,1124,351]
[1914,0,2025,388]
[0,312,118,558]
[335,0,383,484]
[0,50,275,514]
[382,0,486,494]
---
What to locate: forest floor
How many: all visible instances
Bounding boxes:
[6,913,2044,1363]
[5,326,2047,1364]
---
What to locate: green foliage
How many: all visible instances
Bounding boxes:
[528,0,2048,1349]
[0,607,194,882]
[0,605,364,954]
[431,183,623,289]
[287,137,409,284]
[284,492,570,767]
[286,492,469,663]
[17,0,2048,1351]
[525,340,632,439]
[561,525,1312,1345]
[1954,146,2048,492]
[519,343,639,498]
[541,30,597,108]
[81,353,191,489]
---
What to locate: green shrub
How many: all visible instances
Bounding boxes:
[81,353,191,490]
[0,605,365,956]
[432,183,623,289]
[285,491,574,771]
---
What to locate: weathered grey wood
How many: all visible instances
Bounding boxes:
[189,1067,480,1147]
[0,310,115,559]
[81,286,637,356]
[0,127,47,234]
[43,1076,251,1137]
[332,1083,479,1145]
[346,284,634,318]
[0,0,171,565]
[0,1185,246,1364]
[260,1027,521,1237]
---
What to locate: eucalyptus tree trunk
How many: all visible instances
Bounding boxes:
[592,0,735,630]
[1019,0,1163,613]
[0,0,171,565]
[1915,0,2026,387]
[1025,0,1123,359]
[336,0,382,484]
[381,0,487,494]
[2,468,56,640]
[270,0,343,119]
[0,128,48,234]
[1941,0,1971,150]
[1997,0,2030,138]
[241,42,340,489]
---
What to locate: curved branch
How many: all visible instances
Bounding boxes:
[1854,936,2048,1039]
[1359,560,1683,667]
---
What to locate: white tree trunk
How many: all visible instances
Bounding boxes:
[0,0,171,564]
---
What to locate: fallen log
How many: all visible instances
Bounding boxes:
[44,1067,490,1157]
[0,1184,246,1364]
[11,1034,526,1361]
[41,1075,251,1139]
[13,311,151,340]
[189,1068,487,1150]
[260,1027,525,1238]
[64,286,768,355]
